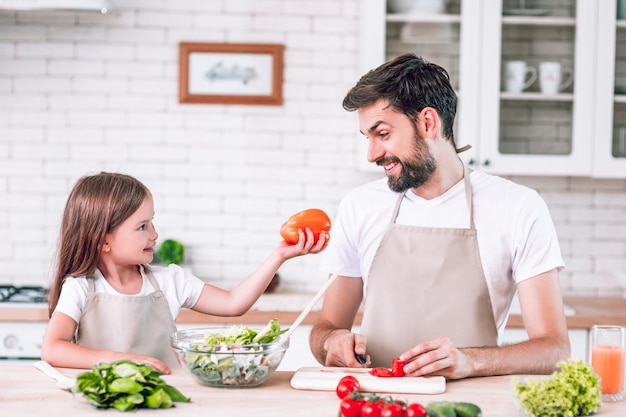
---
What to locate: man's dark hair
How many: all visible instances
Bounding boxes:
[343,54,457,148]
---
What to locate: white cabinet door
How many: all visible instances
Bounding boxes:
[473,0,595,176]
[277,325,320,371]
[592,0,626,178]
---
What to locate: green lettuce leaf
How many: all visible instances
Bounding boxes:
[512,359,601,417]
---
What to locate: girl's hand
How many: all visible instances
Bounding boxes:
[124,354,171,375]
[279,227,328,260]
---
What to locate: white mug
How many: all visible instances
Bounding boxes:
[539,62,574,95]
[503,61,537,93]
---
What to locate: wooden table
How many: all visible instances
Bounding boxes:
[1,364,625,417]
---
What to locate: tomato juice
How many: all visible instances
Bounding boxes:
[592,344,625,395]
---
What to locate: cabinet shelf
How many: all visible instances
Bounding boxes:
[615,95,626,104]
[502,16,576,26]
[386,13,461,24]
[500,92,574,102]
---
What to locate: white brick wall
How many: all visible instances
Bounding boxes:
[0,1,625,297]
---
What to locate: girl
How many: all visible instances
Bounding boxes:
[41,172,327,374]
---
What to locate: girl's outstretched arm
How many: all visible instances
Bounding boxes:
[191,227,327,317]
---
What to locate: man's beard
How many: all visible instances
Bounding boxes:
[380,137,437,193]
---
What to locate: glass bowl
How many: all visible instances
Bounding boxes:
[170,327,289,388]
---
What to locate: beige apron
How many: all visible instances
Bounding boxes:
[361,169,498,367]
[76,267,179,368]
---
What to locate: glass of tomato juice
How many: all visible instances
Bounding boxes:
[591,325,625,402]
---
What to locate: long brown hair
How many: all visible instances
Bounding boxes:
[48,172,151,317]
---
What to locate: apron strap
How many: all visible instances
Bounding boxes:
[463,166,475,230]
[141,265,162,292]
[86,273,95,293]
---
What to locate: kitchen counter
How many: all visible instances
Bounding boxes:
[2,295,626,329]
[3,364,625,416]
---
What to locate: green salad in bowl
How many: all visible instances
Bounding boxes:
[170,319,288,388]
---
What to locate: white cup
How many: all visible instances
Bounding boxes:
[539,62,574,95]
[503,61,537,93]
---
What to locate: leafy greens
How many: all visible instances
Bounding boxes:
[183,318,287,386]
[203,318,284,346]
[512,359,601,417]
[70,360,190,412]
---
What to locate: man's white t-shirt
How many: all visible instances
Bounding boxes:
[55,264,206,323]
[319,170,564,339]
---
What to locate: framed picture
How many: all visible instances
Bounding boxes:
[178,42,284,106]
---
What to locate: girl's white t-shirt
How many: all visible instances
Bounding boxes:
[54,264,206,323]
[319,170,564,338]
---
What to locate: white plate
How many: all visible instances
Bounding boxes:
[503,8,549,16]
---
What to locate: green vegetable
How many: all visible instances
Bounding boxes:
[512,359,601,417]
[253,317,284,343]
[203,318,285,347]
[183,319,287,387]
[427,402,457,417]
[156,239,185,265]
[426,401,482,417]
[70,360,190,412]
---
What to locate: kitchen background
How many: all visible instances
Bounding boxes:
[0,0,625,299]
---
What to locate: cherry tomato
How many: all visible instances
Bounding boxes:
[361,399,385,417]
[391,357,406,377]
[340,397,364,417]
[279,208,331,245]
[336,375,360,399]
[405,403,427,417]
[380,402,404,417]
[369,367,394,378]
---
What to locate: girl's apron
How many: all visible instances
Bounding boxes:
[76,268,179,367]
[360,169,498,367]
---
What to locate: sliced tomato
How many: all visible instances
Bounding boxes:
[369,367,394,378]
[391,357,406,377]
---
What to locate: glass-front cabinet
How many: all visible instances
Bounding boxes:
[359,0,626,178]
[594,0,626,177]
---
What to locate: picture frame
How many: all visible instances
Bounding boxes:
[178,42,284,106]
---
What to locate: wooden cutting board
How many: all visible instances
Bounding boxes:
[290,367,446,394]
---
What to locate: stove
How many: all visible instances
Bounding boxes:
[0,285,49,362]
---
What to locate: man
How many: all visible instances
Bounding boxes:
[309,54,570,380]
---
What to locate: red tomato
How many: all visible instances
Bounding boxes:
[279,208,331,245]
[405,403,427,417]
[380,402,404,417]
[336,375,360,399]
[340,397,364,417]
[369,367,394,378]
[391,357,406,377]
[361,399,384,417]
